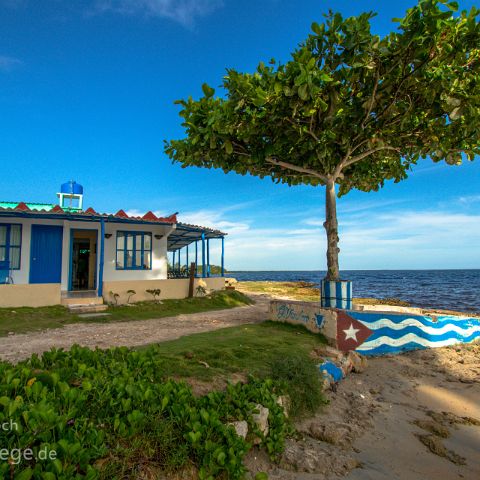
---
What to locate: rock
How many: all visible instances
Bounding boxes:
[309,422,353,447]
[276,395,290,418]
[340,356,354,376]
[228,420,248,439]
[312,345,344,361]
[347,351,368,373]
[280,437,359,474]
[252,404,269,443]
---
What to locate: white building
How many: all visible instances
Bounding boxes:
[0,181,226,308]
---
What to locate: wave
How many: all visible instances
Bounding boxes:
[363,318,480,337]
[357,331,480,353]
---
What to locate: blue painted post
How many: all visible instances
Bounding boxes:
[206,238,210,277]
[186,244,189,271]
[221,237,224,277]
[321,280,353,310]
[178,248,181,275]
[201,233,206,278]
[195,241,198,277]
[98,219,105,298]
[172,251,176,275]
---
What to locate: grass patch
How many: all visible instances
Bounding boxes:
[0,290,252,337]
[143,321,326,383]
[268,352,325,417]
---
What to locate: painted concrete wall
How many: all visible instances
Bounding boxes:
[269,300,337,345]
[102,277,225,304]
[270,300,480,356]
[1,217,172,290]
[0,284,61,308]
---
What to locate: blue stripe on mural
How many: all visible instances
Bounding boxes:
[366,327,480,343]
[325,281,330,299]
[348,311,480,328]
[359,342,428,356]
[336,281,342,302]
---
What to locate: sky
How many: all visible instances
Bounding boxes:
[1,0,479,271]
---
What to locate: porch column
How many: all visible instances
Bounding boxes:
[207,238,210,277]
[221,237,224,277]
[98,218,105,297]
[195,241,198,277]
[201,233,206,278]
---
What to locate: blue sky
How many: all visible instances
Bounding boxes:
[1,0,479,271]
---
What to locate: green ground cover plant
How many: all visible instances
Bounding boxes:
[0,322,326,479]
[0,291,252,337]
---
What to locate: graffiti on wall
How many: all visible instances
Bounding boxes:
[274,303,325,330]
[337,310,480,356]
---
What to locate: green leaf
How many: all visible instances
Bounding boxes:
[446,1,458,11]
[298,84,309,101]
[225,140,234,155]
[16,469,33,480]
[311,22,323,35]
[202,83,215,98]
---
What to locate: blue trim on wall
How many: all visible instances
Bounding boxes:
[98,219,105,297]
[201,233,206,278]
[221,237,224,277]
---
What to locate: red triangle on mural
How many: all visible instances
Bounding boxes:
[336,311,373,352]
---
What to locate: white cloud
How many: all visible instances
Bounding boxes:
[95,0,222,25]
[121,202,480,270]
[459,195,480,204]
[0,55,22,72]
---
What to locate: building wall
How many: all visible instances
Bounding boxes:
[102,277,225,304]
[1,217,173,290]
[102,223,173,283]
[0,284,61,308]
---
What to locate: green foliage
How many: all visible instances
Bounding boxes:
[126,290,136,304]
[165,0,479,195]
[145,288,161,303]
[268,352,326,417]
[0,345,289,479]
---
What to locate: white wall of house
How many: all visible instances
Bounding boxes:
[103,222,173,283]
[1,217,174,290]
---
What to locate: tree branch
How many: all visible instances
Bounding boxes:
[266,157,328,182]
[343,146,400,168]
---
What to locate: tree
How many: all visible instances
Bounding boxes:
[165,0,479,281]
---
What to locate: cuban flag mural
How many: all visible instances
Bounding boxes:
[336,310,480,356]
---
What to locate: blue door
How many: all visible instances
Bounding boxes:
[30,225,63,283]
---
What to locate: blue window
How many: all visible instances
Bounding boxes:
[0,224,22,270]
[116,231,152,270]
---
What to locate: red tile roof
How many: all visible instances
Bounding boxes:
[0,202,178,224]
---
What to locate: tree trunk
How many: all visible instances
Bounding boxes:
[324,179,340,281]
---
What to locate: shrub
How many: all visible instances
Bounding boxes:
[267,352,326,418]
[0,345,288,479]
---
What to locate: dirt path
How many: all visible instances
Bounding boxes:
[0,294,270,363]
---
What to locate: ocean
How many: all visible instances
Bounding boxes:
[229,270,480,313]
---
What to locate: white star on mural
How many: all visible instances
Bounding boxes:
[343,323,360,341]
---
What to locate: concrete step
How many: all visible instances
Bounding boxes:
[61,295,104,306]
[67,303,109,314]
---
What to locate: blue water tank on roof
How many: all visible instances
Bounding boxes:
[60,181,83,195]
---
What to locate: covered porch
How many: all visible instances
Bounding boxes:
[167,223,226,279]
